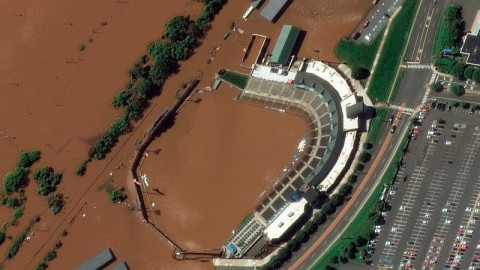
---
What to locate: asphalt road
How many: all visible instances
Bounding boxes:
[282,109,412,270]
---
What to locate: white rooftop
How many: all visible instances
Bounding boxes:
[264,198,308,240]
[341,94,360,131]
[318,131,356,192]
[251,64,296,83]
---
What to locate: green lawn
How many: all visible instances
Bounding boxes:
[431,4,462,60]
[219,71,249,90]
[311,118,412,269]
[334,29,385,70]
[367,0,418,103]
[365,108,389,144]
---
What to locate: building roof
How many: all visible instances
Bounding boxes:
[76,248,114,270]
[260,0,289,22]
[346,102,365,118]
[270,25,300,65]
[303,186,320,203]
[293,71,346,187]
[111,262,129,270]
[461,31,480,66]
[264,198,308,240]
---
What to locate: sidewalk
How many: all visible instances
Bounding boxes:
[337,64,373,107]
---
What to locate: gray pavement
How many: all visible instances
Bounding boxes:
[371,107,480,270]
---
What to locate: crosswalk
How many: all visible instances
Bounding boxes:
[402,64,431,70]
[421,73,436,104]
[389,104,415,114]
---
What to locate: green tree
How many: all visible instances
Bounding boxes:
[111,91,131,108]
[434,58,455,74]
[165,16,191,42]
[304,220,317,234]
[313,212,327,225]
[472,69,480,82]
[295,229,309,243]
[44,250,57,261]
[450,62,465,79]
[339,183,352,197]
[17,150,40,168]
[450,84,464,96]
[47,193,64,215]
[277,247,291,261]
[75,161,88,176]
[464,66,475,79]
[170,35,196,60]
[351,67,370,80]
[109,116,129,137]
[363,142,373,150]
[359,151,372,163]
[321,201,335,215]
[3,167,28,195]
[430,82,443,92]
[34,167,62,196]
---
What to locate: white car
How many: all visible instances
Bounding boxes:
[391,227,397,232]
[466,207,473,212]
[446,220,452,224]
[385,241,391,246]
[445,140,452,146]
[400,206,406,210]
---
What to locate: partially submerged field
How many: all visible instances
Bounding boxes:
[0,0,371,269]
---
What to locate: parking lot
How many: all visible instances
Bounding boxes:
[371,102,480,270]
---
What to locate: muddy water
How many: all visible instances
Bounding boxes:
[241,0,372,63]
[140,87,307,251]
[0,0,370,269]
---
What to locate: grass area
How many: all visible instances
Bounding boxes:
[431,4,462,60]
[311,119,412,269]
[365,108,389,144]
[334,28,385,70]
[367,0,418,103]
[387,68,405,103]
[431,6,451,58]
[219,71,249,90]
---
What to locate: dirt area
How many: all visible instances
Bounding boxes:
[241,34,267,68]
[0,0,371,269]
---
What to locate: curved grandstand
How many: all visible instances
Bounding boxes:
[221,60,360,260]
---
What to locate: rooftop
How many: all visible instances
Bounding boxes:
[260,0,289,22]
[76,248,114,270]
[270,25,300,66]
[461,30,480,66]
[264,198,308,240]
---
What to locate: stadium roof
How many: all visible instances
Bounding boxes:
[346,102,365,118]
[260,0,289,22]
[264,198,307,240]
[270,25,300,65]
[461,30,480,66]
[76,248,114,270]
[293,72,345,187]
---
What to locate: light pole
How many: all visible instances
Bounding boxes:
[314,49,320,60]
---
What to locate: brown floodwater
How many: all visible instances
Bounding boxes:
[0,0,371,269]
